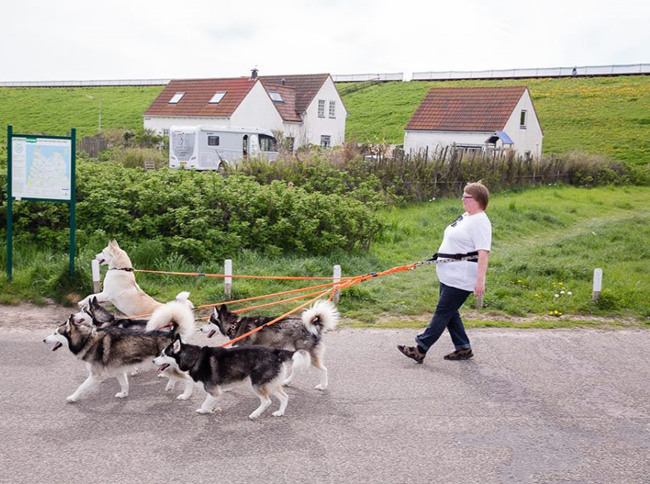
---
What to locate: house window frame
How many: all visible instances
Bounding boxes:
[169,92,185,104]
[268,91,284,103]
[320,135,331,148]
[318,100,325,118]
[207,135,220,146]
[520,109,527,129]
[329,101,336,119]
[209,91,227,104]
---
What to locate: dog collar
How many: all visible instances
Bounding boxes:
[109,267,135,272]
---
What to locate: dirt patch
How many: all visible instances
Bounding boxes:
[0,301,74,332]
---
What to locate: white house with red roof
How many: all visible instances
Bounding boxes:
[404,86,543,159]
[144,71,347,150]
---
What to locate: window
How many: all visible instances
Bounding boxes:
[329,101,336,118]
[320,135,331,148]
[520,110,527,128]
[162,129,169,136]
[209,91,226,104]
[259,134,277,152]
[268,91,284,102]
[169,92,185,104]
[318,100,325,118]
[207,136,220,146]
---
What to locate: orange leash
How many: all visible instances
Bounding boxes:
[135,269,354,281]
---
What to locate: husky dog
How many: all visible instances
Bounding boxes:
[201,300,339,390]
[154,336,310,419]
[82,292,194,330]
[78,240,169,316]
[44,300,196,403]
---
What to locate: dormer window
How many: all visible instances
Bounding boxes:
[268,91,284,102]
[168,92,185,104]
[209,91,226,104]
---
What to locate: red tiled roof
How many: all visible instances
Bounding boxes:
[144,78,257,117]
[260,74,329,114]
[262,84,302,122]
[405,86,528,132]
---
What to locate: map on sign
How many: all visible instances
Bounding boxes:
[11,137,72,201]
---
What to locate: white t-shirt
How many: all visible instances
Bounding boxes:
[435,211,492,291]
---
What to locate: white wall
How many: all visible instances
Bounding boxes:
[230,81,285,129]
[404,130,493,156]
[502,90,543,158]
[301,77,347,147]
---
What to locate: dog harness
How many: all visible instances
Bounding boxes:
[109,267,135,272]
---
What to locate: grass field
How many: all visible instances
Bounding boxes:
[2,185,648,327]
[1,76,650,164]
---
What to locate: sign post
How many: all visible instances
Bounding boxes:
[6,125,76,282]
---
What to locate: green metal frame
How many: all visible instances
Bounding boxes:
[6,125,76,282]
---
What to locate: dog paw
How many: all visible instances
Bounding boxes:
[165,382,175,392]
[282,380,293,386]
[157,373,166,379]
[66,395,78,403]
[176,394,190,401]
[196,408,209,414]
[115,391,128,398]
[272,410,285,417]
[248,412,262,420]
[315,384,327,391]
[130,369,140,377]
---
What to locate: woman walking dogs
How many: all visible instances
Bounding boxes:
[398,181,492,364]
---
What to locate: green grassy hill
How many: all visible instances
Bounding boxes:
[1,76,649,164]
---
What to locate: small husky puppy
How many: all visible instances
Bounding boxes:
[201,300,339,390]
[44,300,196,403]
[78,240,182,317]
[154,336,310,419]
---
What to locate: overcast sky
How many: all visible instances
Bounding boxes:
[1,0,649,81]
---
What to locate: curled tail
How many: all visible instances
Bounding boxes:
[146,300,195,341]
[302,299,339,336]
[174,291,195,309]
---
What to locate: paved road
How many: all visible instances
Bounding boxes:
[1,325,649,484]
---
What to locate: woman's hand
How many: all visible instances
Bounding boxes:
[474,279,486,297]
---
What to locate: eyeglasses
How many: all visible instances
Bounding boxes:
[462,195,473,200]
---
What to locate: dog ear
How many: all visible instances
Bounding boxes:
[172,334,182,353]
[110,239,120,249]
[218,305,228,316]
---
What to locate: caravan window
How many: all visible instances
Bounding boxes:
[259,134,277,152]
[207,136,220,146]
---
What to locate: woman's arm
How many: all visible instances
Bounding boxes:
[474,250,490,297]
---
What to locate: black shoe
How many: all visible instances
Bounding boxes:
[397,345,425,364]
[444,348,474,360]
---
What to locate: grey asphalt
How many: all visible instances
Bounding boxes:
[1,326,649,484]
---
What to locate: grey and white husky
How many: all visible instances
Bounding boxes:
[44,300,196,403]
[200,300,339,390]
[154,336,310,419]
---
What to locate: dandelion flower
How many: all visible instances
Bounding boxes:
[554,294,560,298]
[560,290,565,294]
[567,291,573,296]
[554,310,559,314]
[548,311,553,315]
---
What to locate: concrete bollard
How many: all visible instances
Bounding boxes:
[224,259,232,299]
[333,265,341,304]
[91,259,101,293]
[592,268,603,302]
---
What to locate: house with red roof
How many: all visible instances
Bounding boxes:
[404,86,543,159]
[144,70,347,150]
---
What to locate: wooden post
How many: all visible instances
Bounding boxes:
[333,265,341,304]
[224,259,232,299]
[91,259,101,293]
[592,268,602,302]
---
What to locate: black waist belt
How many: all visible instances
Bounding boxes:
[431,251,479,262]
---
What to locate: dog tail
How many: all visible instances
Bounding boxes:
[174,291,195,309]
[291,349,311,373]
[146,300,195,340]
[302,300,339,335]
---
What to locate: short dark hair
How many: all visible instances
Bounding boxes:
[464,181,490,210]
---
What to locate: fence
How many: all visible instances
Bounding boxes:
[332,72,404,83]
[0,79,170,88]
[412,63,650,81]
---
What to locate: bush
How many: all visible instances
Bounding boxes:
[0,162,382,263]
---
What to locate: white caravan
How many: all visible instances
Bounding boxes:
[169,126,279,171]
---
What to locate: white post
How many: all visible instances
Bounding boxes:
[333,265,341,304]
[224,259,232,299]
[592,268,603,302]
[91,259,101,293]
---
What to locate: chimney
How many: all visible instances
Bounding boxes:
[250,67,258,80]
[281,78,286,86]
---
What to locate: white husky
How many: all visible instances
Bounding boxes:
[78,240,191,316]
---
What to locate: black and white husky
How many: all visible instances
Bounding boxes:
[44,300,196,403]
[200,300,339,390]
[154,336,310,419]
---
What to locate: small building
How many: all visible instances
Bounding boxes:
[403,86,543,159]
[144,70,347,150]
